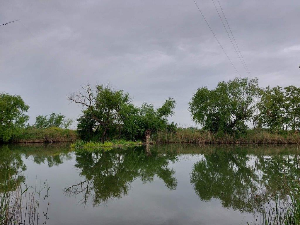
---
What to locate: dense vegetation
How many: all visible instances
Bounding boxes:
[34,113,73,129]
[0,93,75,143]
[189,77,300,138]
[69,84,176,143]
[0,93,29,142]
[2,77,300,144]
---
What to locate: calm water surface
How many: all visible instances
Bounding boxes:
[1,144,299,225]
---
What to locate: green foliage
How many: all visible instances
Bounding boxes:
[0,93,29,142]
[34,113,73,129]
[71,140,143,153]
[189,77,260,136]
[256,86,286,132]
[70,85,176,142]
[70,85,131,142]
[135,98,176,139]
[0,145,25,224]
[256,85,300,133]
[76,111,100,141]
[0,146,26,193]
[13,127,77,143]
[285,86,300,131]
[65,147,177,205]
[189,147,300,223]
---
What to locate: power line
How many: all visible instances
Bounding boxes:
[193,0,240,76]
[211,0,247,75]
[0,20,19,27]
[216,0,251,75]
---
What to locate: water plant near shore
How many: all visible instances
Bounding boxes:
[0,181,50,225]
[70,140,143,152]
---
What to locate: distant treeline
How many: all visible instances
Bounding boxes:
[1,77,300,143]
[0,93,75,143]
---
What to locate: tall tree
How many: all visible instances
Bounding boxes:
[0,93,29,142]
[189,77,260,135]
[65,147,177,205]
[70,85,176,142]
[69,85,131,142]
[34,113,73,129]
[137,98,176,139]
[256,86,286,132]
[284,86,300,131]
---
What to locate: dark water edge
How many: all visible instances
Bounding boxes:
[1,143,299,225]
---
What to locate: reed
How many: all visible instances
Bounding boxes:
[12,127,77,143]
[153,128,300,145]
[0,181,50,225]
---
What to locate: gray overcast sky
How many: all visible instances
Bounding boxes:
[1,0,300,127]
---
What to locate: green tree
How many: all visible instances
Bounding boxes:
[190,147,300,216]
[189,77,260,135]
[76,111,101,141]
[190,149,259,212]
[118,98,176,141]
[0,145,26,193]
[284,86,300,131]
[0,93,29,142]
[34,113,73,129]
[118,103,140,140]
[256,86,286,132]
[137,98,176,139]
[64,147,177,205]
[70,85,131,142]
[70,85,176,142]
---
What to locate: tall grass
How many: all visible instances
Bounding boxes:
[12,127,77,143]
[153,128,300,144]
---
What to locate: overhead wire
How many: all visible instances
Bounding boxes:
[193,0,240,76]
[210,0,246,74]
[216,0,251,76]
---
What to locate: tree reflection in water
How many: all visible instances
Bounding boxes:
[190,146,300,222]
[0,145,53,225]
[65,146,178,206]
[0,145,26,193]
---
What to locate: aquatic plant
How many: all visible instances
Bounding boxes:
[0,181,50,225]
[70,140,143,153]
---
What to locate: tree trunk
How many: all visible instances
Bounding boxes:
[101,128,107,144]
[145,129,151,156]
[145,129,151,145]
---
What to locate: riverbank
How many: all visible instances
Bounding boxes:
[6,127,300,145]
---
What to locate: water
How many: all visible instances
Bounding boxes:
[1,144,299,225]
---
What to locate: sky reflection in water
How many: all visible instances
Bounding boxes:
[0,144,299,225]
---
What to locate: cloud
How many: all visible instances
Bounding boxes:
[283,45,300,53]
[1,0,300,127]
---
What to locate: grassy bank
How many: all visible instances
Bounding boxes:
[71,140,143,152]
[11,127,77,143]
[153,128,300,144]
